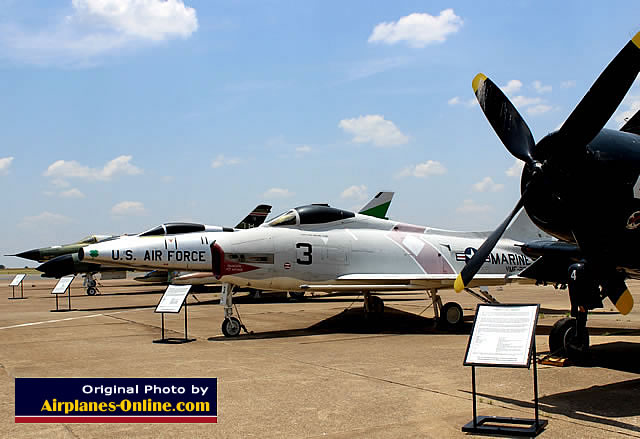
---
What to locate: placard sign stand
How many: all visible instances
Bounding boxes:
[153,285,194,344]
[8,274,26,300]
[462,304,547,437]
[51,275,75,312]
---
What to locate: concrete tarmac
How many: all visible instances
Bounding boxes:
[0,277,639,438]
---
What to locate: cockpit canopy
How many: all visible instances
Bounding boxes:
[76,235,114,245]
[265,204,355,227]
[138,222,222,237]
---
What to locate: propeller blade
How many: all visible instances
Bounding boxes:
[558,32,640,149]
[602,277,634,315]
[472,73,536,164]
[454,194,526,292]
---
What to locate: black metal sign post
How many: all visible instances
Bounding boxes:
[153,285,194,344]
[9,274,26,300]
[462,304,547,436]
[51,276,75,312]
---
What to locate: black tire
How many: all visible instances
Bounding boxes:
[289,291,306,300]
[549,317,589,359]
[86,287,97,296]
[221,317,241,337]
[441,302,463,328]
[370,295,384,313]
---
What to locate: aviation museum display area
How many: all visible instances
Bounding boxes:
[1,7,640,437]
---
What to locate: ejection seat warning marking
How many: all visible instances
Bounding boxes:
[52,276,75,295]
[9,274,26,286]
[464,304,539,368]
[155,285,192,313]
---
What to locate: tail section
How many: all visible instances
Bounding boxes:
[235,204,272,229]
[503,209,551,242]
[358,192,394,219]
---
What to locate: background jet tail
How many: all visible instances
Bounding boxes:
[358,192,394,219]
[503,209,551,242]
[235,204,272,229]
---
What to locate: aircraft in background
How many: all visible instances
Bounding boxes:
[79,201,546,336]
[28,204,272,295]
[456,31,640,358]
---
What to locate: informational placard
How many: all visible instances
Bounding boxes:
[464,304,539,368]
[52,276,75,295]
[9,274,26,286]
[155,285,192,313]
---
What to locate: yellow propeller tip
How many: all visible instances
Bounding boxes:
[472,73,487,93]
[633,32,640,49]
[454,274,465,293]
[615,289,634,315]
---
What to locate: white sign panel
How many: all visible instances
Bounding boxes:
[52,276,75,295]
[155,285,192,313]
[9,274,26,286]
[464,304,539,367]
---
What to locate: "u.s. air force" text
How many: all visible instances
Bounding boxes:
[111,250,206,262]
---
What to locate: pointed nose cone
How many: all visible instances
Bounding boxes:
[37,254,76,278]
[10,249,42,262]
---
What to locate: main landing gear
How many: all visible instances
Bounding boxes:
[84,273,99,296]
[220,282,249,337]
[547,262,617,360]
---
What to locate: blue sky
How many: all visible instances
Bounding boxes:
[1,1,639,267]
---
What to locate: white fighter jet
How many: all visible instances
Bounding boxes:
[80,201,546,336]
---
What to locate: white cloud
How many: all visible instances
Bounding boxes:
[60,188,85,198]
[347,56,412,81]
[0,0,198,65]
[456,199,491,214]
[211,154,241,169]
[341,185,368,200]
[472,176,504,193]
[0,156,14,175]
[511,96,542,107]
[501,79,522,95]
[263,188,294,199]
[296,145,312,154]
[561,80,576,88]
[505,160,524,177]
[447,96,460,106]
[43,155,142,181]
[614,95,640,127]
[526,104,553,115]
[368,9,463,48]
[111,200,146,216]
[397,160,447,178]
[339,115,408,147]
[448,96,476,108]
[532,80,552,94]
[20,211,71,226]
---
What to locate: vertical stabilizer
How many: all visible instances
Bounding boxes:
[358,192,394,219]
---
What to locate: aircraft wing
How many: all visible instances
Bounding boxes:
[235,204,272,229]
[300,273,532,291]
[517,239,582,284]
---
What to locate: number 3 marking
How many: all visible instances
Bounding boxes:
[296,243,312,265]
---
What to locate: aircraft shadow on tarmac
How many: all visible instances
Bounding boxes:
[473,376,640,434]
[208,306,474,342]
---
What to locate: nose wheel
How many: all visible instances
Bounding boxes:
[222,317,242,337]
[220,282,249,337]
